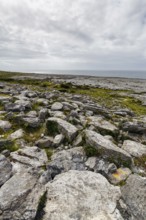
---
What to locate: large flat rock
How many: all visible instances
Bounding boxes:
[85,130,132,166]
[44,170,123,220]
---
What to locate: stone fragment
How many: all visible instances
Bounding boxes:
[109,168,132,185]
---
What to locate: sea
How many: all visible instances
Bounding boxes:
[34,70,146,79]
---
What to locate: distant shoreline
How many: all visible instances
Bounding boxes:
[1,70,146,80]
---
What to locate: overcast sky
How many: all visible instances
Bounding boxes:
[0,0,146,72]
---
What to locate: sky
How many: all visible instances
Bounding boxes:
[0,0,146,72]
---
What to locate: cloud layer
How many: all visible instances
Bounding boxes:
[0,0,146,72]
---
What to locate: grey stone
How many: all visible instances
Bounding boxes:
[109,168,132,185]
[39,108,48,121]
[48,147,86,172]
[53,134,64,147]
[8,129,24,140]
[122,140,146,157]
[36,136,54,148]
[51,102,63,111]
[26,110,37,117]
[0,171,45,220]
[22,117,41,128]
[85,157,97,170]
[11,146,48,168]
[73,134,83,146]
[121,174,146,220]
[122,121,146,134]
[85,130,132,166]
[0,154,12,186]
[0,120,11,131]
[87,116,118,133]
[46,117,78,141]
[36,98,48,106]
[44,170,123,220]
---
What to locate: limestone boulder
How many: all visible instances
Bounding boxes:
[44,170,123,220]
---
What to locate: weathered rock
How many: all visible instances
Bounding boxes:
[39,108,48,121]
[87,116,118,134]
[11,146,48,168]
[46,117,78,141]
[0,95,11,103]
[36,98,48,106]
[36,136,54,148]
[48,110,66,119]
[44,170,123,220]
[109,168,132,185]
[5,100,31,112]
[122,121,146,134]
[73,134,83,146]
[85,156,97,170]
[0,120,11,131]
[8,129,24,140]
[15,100,32,109]
[85,130,132,166]
[47,147,86,173]
[26,110,37,118]
[0,154,12,186]
[122,140,146,157]
[121,174,146,220]
[51,102,63,111]
[0,171,45,220]
[22,117,41,128]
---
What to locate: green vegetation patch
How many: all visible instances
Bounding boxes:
[121,97,146,115]
[134,155,146,169]
[46,120,59,136]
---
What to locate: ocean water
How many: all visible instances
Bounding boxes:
[35,70,146,79]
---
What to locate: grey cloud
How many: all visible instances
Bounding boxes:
[0,0,146,72]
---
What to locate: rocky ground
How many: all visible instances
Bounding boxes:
[0,72,146,220]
